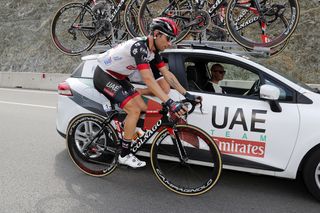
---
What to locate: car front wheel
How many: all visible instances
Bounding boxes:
[303,148,320,201]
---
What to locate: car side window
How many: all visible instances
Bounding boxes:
[206,62,260,96]
[184,61,205,91]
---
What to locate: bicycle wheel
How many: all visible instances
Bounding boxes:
[124,0,144,37]
[269,36,289,56]
[226,0,300,49]
[138,0,192,43]
[245,15,290,56]
[66,114,120,177]
[51,2,98,56]
[150,124,222,195]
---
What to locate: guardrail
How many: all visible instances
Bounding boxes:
[0,72,70,91]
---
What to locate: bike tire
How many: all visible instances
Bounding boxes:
[51,2,98,56]
[138,0,192,43]
[245,16,291,56]
[269,36,289,56]
[226,0,300,50]
[66,113,120,177]
[150,124,222,195]
[124,0,143,37]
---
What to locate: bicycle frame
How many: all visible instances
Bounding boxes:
[84,106,189,162]
[70,0,128,35]
[157,0,228,29]
[229,0,282,43]
[208,0,227,15]
[90,0,128,22]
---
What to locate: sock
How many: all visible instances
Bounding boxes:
[120,139,131,157]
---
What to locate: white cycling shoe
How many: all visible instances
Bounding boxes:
[118,153,146,168]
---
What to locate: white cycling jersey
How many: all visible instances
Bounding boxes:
[96,37,165,80]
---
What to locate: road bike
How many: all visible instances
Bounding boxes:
[138,0,299,50]
[66,99,222,195]
[51,0,142,56]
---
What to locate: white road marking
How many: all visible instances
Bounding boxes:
[0,100,56,109]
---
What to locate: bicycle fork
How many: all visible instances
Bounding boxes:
[168,127,189,164]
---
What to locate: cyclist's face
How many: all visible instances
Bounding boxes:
[155,33,172,51]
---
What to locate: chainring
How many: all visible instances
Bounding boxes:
[193,10,211,31]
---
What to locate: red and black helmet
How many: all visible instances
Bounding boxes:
[149,17,179,37]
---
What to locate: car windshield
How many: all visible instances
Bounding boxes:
[256,59,318,93]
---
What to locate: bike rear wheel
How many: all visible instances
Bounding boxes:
[226,0,300,49]
[124,0,144,37]
[51,2,98,56]
[138,0,192,43]
[66,114,119,177]
[150,124,222,195]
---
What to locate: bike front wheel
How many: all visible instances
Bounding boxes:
[66,114,120,177]
[150,124,222,195]
[51,2,98,56]
[226,0,300,49]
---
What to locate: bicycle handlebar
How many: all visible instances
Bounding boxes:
[180,99,203,114]
[161,99,202,115]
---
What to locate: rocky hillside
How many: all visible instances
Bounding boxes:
[0,0,319,83]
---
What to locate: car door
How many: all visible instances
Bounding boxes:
[181,54,300,172]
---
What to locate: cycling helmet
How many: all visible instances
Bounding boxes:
[149,17,178,37]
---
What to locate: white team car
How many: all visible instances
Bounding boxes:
[56,45,320,201]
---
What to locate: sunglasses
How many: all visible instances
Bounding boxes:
[160,32,175,42]
[214,70,226,74]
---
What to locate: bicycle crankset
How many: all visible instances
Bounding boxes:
[191,10,211,31]
[92,2,113,38]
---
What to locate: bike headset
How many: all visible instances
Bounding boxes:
[149,17,179,52]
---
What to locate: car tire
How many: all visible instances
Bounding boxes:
[303,148,320,201]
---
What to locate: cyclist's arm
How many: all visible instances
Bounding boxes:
[159,66,187,96]
[139,69,170,102]
[131,41,170,102]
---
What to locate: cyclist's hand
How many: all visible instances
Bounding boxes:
[165,99,187,117]
[184,92,202,104]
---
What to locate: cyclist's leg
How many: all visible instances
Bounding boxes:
[94,68,147,168]
[119,95,147,168]
[121,95,146,140]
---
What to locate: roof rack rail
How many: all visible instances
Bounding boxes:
[175,40,271,58]
[84,39,271,58]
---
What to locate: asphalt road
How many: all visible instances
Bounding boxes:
[0,88,319,213]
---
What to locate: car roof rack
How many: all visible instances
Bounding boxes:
[85,39,271,59]
[174,40,271,58]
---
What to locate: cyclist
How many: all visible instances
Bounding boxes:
[93,17,201,168]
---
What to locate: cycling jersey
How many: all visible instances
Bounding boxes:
[97,37,166,80]
[129,60,164,82]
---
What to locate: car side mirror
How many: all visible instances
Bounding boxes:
[260,85,282,112]
[260,84,280,100]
